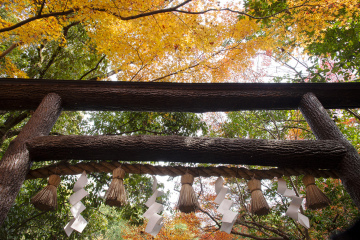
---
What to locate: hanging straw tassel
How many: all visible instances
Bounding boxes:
[303,175,331,210]
[178,173,199,213]
[31,174,61,211]
[247,179,270,216]
[105,166,127,207]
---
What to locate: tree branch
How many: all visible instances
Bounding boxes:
[268,111,282,139]
[37,0,46,17]
[0,9,75,33]
[37,21,80,79]
[0,1,315,34]
[174,3,317,19]
[0,0,191,33]
[282,126,312,134]
[269,55,307,82]
[87,67,122,81]
[345,109,360,122]
[0,42,22,59]
[231,228,285,240]
[79,55,106,80]
[243,220,291,240]
[149,62,200,82]
[105,128,169,136]
[9,211,47,231]
[93,0,192,20]
[0,111,29,146]
[199,208,221,228]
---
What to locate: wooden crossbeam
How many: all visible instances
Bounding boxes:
[26,135,346,168]
[1,78,360,111]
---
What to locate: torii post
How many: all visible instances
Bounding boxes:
[300,92,360,209]
[0,93,62,225]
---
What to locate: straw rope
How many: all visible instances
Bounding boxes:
[26,161,340,180]
[178,173,199,213]
[248,179,270,216]
[30,174,61,211]
[303,175,331,209]
[105,167,127,207]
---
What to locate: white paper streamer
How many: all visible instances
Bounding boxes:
[215,187,230,205]
[143,202,164,219]
[69,188,89,205]
[215,177,224,194]
[214,177,238,234]
[64,171,89,237]
[145,190,164,208]
[145,213,164,236]
[217,199,233,215]
[277,178,310,229]
[143,176,164,236]
[221,210,238,233]
[64,218,76,237]
[277,178,296,197]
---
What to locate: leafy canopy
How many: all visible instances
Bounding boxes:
[1,0,272,82]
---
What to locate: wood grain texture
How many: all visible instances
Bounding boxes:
[299,92,360,209]
[1,79,360,111]
[27,135,345,168]
[0,93,62,226]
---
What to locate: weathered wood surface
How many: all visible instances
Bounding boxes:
[0,93,62,226]
[300,92,360,209]
[27,135,346,168]
[1,79,360,112]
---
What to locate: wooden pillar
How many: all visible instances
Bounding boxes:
[0,93,62,225]
[299,92,360,209]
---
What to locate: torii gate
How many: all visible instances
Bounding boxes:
[1,78,360,225]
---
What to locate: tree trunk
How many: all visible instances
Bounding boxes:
[0,93,62,226]
[299,92,360,209]
[27,135,345,169]
[1,79,360,112]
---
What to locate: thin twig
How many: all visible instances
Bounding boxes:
[10,211,47,230]
[199,208,221,228]
[37,0,46,16]
[345,109,360,122]
[79,55,106,80]
[0,42,22,59]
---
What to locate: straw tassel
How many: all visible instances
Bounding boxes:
[31,174,61,211]
[105,166,127,207]
[247,179,270,216]
[303,175,330,210]
[178,173,199,213]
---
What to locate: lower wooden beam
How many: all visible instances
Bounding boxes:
[26,135,346,169]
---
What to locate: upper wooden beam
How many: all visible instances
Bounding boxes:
[1,78,360,112]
